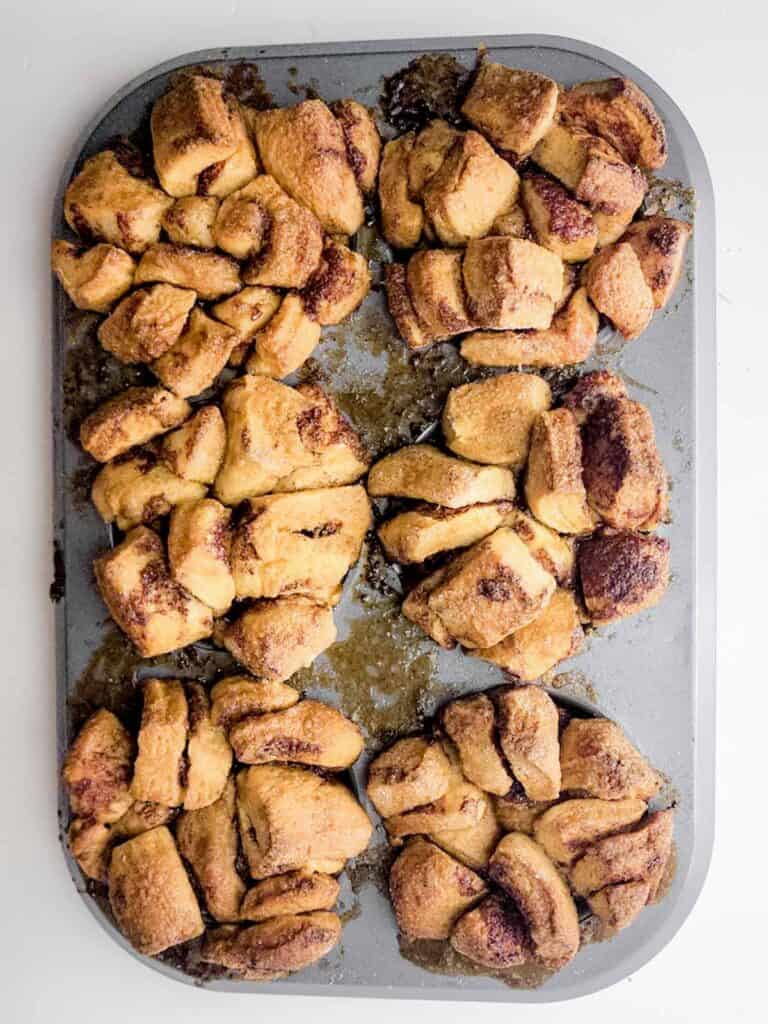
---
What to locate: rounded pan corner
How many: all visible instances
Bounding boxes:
[59,833,210,993]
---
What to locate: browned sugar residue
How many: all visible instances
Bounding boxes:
[346,838,393,898]
[398,937,554,990]
[62,311,148,444]
[547,669,599,705]
[642,177,697,222]
[298,303,479,458]
[68,626,235,735]
[292,603,440,743]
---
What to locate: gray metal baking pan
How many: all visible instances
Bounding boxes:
[52,34,716,1002]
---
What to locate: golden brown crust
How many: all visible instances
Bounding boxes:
[198,99,261,199]
[496,686,561,801]
[440,695,512,796]
[218,597,336,682]
[462,236,564,330]
[80,386,190,463]
[212,287,282,366]
[236,764,372,878]
[210,676,300,730]
[231,485,371,602]
[329,99,381,194]
[581,397,667,530]
[377,500,515,565]
[504,509,575,585]
[51,240,135,312]
[584,242,655,340]
[407,120,461,198]
[240,871,340,922]
[385,761,488,841]
[389,839,487,941]
[587,879,651,936]
[559,718,661,801]
[151,75,242,197]
[94,526,214,656]
[450,895,530,968]
[175,777,245,921]
[461,63,559,159]
[533,797,647,866]
[474,588,584,681]
[404,528,556,650]
[385,262,433,351]
[214,377,369,505]
[621,216,692,310]
[134,242,241,300]
[569,809,674,897]
[108,826,204,954]
[491,203,532,239]
[379,134,424,248]
[428,794,502,870]
[488,833,579,967]
[109,800,176,844]
[578,528,670,625]
[367,444,515,509]
[229,699,363,770]
[162,195,220,248]
[91,451,207,530]
[159,405,226,484]
[442,372,552,469]
[460,287,598,368]
[404,249,473,340]
[422,130,520,246]
[98,285,196,364]
[301,238,370,326]
[521,174,597,262]
[64,151,173,253]
[245,293,321,379]
[254,100,364,235]
[182,681,232,810]
[68,818,112,881]
[152,307,239,398]
[493,794,555,834]
[558,78,667,170]
[62,709,134,824]
[524,408,597,534]
[533,123,647,216]
[202,912,341,979]
[130,678,189,807]
[366,738,453,818]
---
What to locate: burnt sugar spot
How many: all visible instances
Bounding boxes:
[381,54,472,133]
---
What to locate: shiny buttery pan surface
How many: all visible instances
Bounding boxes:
[52,34,716,1002]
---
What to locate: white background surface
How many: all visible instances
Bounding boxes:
[1,1,765,1020]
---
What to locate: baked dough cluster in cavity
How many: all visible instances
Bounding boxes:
[370,368,670,681]
[62,678,371,977]
[369,685,673,974]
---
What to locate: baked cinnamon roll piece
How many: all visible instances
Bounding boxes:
[64,150,172,253]
[108,826,204,955]
[236,764,372,878]
[94,527,214,656]
[253,100,364,235]
[389,839,487,941]
[80,386,190,463]
[51,240,135,312]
